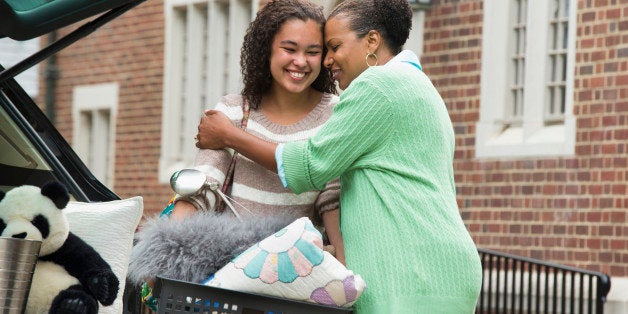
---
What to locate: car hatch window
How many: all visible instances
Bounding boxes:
[0,101,57,192]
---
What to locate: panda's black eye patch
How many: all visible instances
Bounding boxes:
[32,215,50,238]
[0,219,6,233]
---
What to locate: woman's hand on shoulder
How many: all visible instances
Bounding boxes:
[196,110,235,149]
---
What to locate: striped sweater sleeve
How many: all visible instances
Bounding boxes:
[175,96,242,211]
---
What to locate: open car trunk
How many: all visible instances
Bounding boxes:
[1,1,147,312]
[0,0,145,199]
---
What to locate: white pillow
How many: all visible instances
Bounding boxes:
[205,217,366,307]
[64,196,143,314]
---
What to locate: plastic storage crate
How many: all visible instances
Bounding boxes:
[153,276,354,314]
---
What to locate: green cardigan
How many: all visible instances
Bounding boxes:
[282,51,482,313]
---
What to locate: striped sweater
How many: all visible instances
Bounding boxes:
[281,51,482,313]
[185,93,340,222]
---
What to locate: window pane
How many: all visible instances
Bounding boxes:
[546,0,569,124]
[508,0,527,126]
[91,109,110,184]
[173,6,188,155]
[0,105,56,190]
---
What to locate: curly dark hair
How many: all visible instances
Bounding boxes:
[328,0,412,55]
[240,0,336,109]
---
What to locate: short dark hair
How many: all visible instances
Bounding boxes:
[240,0,336,109]
[328,0,412,55]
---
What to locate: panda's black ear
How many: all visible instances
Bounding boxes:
[0,190,5,201]
[41,181,70,209]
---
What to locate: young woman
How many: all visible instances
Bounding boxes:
[195,0,482,312]
[172,0,345,263]
[136,3,346,311]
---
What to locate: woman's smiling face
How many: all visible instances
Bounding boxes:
[323,16,369,90]
[269,18,324,95]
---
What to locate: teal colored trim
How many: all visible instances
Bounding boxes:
[243,250,268,279]
[294,238,324,266]
[4,0,48,12]
[402,60,423,71]
[277,252,298,283]
[159,202,175,218]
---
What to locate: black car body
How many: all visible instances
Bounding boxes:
[1,0,145,312]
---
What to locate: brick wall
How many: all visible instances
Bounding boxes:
[41,0,171,214]
[43,0,275,215]
[423,0,627,276]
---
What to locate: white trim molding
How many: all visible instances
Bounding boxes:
[72,83,119,188]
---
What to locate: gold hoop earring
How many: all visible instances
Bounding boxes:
[365,52,378,67]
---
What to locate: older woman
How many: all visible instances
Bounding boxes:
[195,0,482,312]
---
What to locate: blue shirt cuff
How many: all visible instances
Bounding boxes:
[275,143,288,188]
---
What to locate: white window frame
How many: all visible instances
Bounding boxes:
[72,83,118,188]
[406,7,427,57]
[159,0,256,182]
[476,0,577,158]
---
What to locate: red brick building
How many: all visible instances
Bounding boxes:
[39,0,627,309]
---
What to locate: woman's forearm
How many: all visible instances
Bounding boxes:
[322,209,345,265]
[197,110,278,172]
[227,128,278,173]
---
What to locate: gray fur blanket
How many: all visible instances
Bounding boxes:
[126,212,295,285]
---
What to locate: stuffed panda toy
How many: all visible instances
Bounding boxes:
[0,181,119,314]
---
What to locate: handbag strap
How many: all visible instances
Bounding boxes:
[215,99,250,213]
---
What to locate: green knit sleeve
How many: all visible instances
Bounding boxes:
[282,71,396,194]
